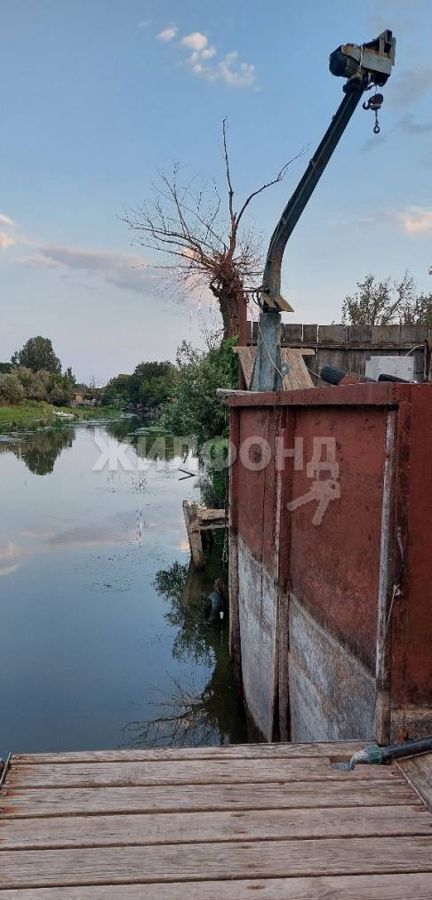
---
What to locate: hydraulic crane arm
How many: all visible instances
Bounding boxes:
[250,30,396,391]
[262,83,366,312]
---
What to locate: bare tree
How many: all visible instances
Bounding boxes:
[124,121,303,341]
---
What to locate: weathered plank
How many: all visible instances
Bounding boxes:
[2,836,432,888]
[233,346,313,390]
[1,804,429,850]
[1,874,432,899]
[282,347,314,389]
[12,741,364,765]
[400,756,432,810]
[0,780,420,818]
[7,757,403,789]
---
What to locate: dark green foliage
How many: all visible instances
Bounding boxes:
[102,362,176,409]
[47,372,75,406]
[124,555,248,747]
[12,336,62,374]
[162,339,238,447]
[0,427,75,476]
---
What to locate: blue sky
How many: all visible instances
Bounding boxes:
[1,0,431,381]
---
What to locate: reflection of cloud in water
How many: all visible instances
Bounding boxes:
[177,539,191,552]
[1,513,150,578]
[0,542,25,577]
[2,502,186,578]
[46,520,137,549]
[19,528,57,541]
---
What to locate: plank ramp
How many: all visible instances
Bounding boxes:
[1,744,432,898]
[234,346,314,390]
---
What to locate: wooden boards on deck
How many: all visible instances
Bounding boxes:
[1,743,432,898]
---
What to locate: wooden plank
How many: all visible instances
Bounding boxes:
[233,347,313,390]
[233,346,255,388]
[281,348,314,390]
[6,758,404,789]
[0,780,420,818]
[182,501,204,569]
[0,805,430,851]
[12,741,365,765]
[198,509,226,525]
[1,873,432,899]
[2,836,432,888]
[399,755,432,810]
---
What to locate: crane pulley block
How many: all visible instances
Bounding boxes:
[329,30,396,87]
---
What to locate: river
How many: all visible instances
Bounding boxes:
[0,419,247,758]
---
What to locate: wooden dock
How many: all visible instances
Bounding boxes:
[183,500,227,569]
[1,742,432,897]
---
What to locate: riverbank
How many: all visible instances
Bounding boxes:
[0,401,121,433]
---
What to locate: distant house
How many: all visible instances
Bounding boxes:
[72,385,87,405]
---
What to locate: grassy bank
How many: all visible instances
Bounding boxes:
[0,401,122,433]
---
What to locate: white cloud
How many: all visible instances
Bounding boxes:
[157,25,177,42]
[0,232,17,249]
[22,244,158,294]
[0,213,14,226]
[199,52,256,88]
[360,206,432,235]
[157,27,256,89]
[201,47,216,60]
[181,32,208,52]
[396,207,432,234]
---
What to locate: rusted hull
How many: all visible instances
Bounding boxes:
[227,384,432,742]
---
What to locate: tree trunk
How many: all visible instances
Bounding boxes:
[219,291,248,343]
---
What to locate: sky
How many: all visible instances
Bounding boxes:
[1,0,431,382]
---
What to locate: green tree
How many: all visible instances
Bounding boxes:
[342,273,432,326]
[0,373,25,404]
[12,336,62,374]
[102,362,176,410]
[128,361,176,409]
[102,374,131,406]
[400,293,432,326]
[162,339,238,447]
[341,273,416,326]
[47,373,74,406]
[15,367,48,401]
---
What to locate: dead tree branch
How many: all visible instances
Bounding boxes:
[124,122,304,339]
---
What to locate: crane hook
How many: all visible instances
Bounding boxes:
[363,92,384,135]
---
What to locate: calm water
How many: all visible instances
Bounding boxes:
[0,420,246,757]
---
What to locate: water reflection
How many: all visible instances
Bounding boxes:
[0,421,246,755]
[0,427,75,475]
[124,551,247,748]
[105,419,192,464]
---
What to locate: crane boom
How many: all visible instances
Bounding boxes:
[250,30,396,391]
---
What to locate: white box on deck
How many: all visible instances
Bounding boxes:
[365,355,416,382]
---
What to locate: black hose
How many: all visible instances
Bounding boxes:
[380,736,432,762]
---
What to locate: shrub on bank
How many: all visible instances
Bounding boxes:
[0,374,25,404]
